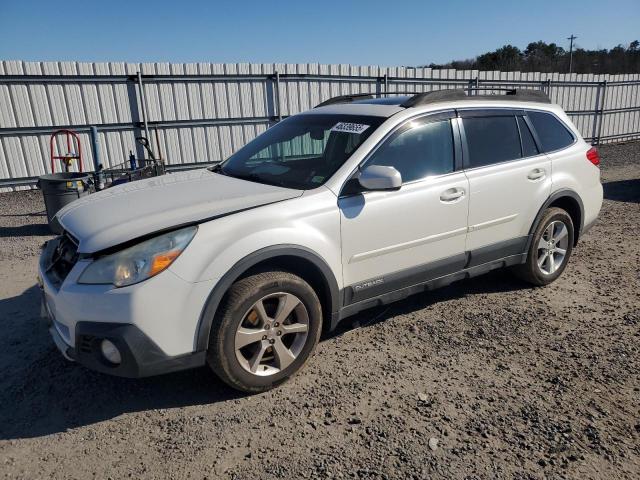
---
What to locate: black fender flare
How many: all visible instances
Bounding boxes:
[195,245,340,352]
[526,189,585,250]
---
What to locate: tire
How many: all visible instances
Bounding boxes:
[513,207,574,286]
[206,271,322,393]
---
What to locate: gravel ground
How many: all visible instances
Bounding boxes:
[0,142,639,479]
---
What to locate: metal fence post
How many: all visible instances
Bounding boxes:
[384,73,389,93]
[89,126,101,170]
[591,82,603,144]
[125,74,146,161]
[467,79,474,96]
[136,71,151,143]
[540,80,551,95]
[89,126,106,190]
[274,71,282,122]
[595,80,608,145]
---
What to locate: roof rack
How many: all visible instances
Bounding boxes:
[315,93,374,107]
[314,88,551,109]
[402,88,551,107]
[399,89,466,107]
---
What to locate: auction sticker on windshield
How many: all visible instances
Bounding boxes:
[331,122,370,134]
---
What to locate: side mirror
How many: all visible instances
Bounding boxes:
[358,165,402,191]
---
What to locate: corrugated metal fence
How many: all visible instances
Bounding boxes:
[1,61,639,190]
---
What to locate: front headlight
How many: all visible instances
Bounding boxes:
[78,226,197,287]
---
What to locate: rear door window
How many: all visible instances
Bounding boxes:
[527,111,574,152]
[462,115,521,168]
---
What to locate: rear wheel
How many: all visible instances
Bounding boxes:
[513,207,574,286]
[207,271,322,392]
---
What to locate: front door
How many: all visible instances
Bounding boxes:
[339,113,470,305]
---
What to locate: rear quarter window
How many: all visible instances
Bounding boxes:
[527,111,575,152]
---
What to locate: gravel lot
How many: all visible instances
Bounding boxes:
[1,142,639,479]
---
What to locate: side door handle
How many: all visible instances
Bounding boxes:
[440,187,465,202]
[527,168,546,181]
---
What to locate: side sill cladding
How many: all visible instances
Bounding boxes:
[339,236,530,323]
[338,253,527,321]
[195,245,340,352]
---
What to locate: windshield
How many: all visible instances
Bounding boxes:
[215,114,385,189]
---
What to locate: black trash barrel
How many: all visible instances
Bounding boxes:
[38,172,90,225]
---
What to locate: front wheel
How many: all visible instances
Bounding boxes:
[207,271,322,392]
[513,207,574,286]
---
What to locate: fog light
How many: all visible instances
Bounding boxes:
[100,339,122,365]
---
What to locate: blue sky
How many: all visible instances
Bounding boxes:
[0,0,638,66]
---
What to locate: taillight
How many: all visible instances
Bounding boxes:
[586,147,600,167]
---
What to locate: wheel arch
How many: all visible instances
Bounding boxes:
[195,245,340,352]
[529,189,584,247]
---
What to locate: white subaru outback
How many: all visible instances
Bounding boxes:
[39,89,603,392]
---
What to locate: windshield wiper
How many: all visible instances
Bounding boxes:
[210,165,290,188]
[209,164,260,183]
[230,172,265,183]
[208,163,224,173]
[232,172,292,189]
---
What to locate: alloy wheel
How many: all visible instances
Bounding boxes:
[537,220,570,275]
[234,292,309,376]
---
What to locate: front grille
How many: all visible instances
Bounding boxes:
[45,233,79,287]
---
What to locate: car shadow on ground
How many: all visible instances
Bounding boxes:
[326,268,530,339]
[0,285,244,441]
[0,212,47,218]
[0,270,529,441]
[603,178,640,203]
[0,223,52,238]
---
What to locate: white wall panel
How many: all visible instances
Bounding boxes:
[1,61,639,188]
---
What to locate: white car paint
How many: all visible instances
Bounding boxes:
[39,94,603,372]
[339,171,469,286]
[55,168,303,253]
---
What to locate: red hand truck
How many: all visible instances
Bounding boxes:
[50,129,83,173]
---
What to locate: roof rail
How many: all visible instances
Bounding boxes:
[401,88,551,107]
[400,89,466,107]
[504,88,551,102]
[315,93,374,108]
[314,88,551,109]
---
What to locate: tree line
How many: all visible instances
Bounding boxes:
[424,41,640,74]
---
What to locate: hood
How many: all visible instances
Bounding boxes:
[56,169,303,253]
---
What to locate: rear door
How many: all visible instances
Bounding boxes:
[459,109,551,262]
